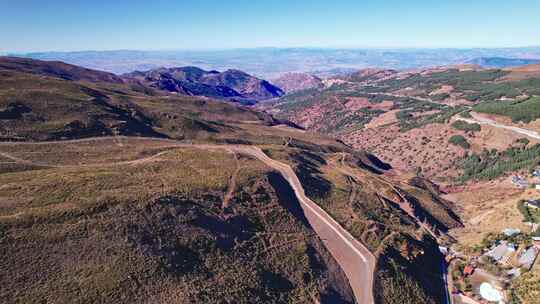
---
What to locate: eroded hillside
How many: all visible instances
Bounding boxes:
[267,65,540,183]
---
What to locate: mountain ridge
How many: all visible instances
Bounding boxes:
[124,66,284,104]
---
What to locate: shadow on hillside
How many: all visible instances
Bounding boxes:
[268,171,312,229]
[355,152,393,175]
[268,172,355,304]
[290,151,332,199]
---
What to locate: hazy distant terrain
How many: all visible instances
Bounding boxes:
[16,47,540,78]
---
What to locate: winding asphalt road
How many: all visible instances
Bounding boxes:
[0,136,376,304]
[455,112,540,140]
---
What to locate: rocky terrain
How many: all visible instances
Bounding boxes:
[123,66,284,104]
[265,63,540,303]
[0,57,463,304]
[271,72,323,93]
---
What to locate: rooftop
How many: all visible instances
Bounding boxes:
[486,242,516,262]
[518,247,539,270]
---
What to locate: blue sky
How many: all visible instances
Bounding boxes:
[2,0,540,52]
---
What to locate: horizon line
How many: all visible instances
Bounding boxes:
[5,45,540,54]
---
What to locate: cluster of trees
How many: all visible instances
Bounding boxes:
[473,97,540,123]
[451,120,481,133]
[459,145,540,182]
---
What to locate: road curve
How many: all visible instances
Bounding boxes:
[0,137,376,304]
[455,113,540,140]
[237,146,376,304]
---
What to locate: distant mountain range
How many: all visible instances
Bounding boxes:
[466,57,540,68]
[13,47,540,78]
[124,67,283,104]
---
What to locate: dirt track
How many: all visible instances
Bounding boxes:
[0,136,376,304]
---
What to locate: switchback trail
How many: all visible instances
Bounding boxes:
[0,136,376,304]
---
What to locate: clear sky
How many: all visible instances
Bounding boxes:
[2,0,540,52]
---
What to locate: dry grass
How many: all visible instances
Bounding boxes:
[512,260,540,304]
[0,147,240,218]
[0,138,181,166]
[446,181,531,248]
[0,141,352,303]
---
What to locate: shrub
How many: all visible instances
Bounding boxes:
[517,138,530,146]
[459,111,472,118]
[451,120,481,133]
[448,135,470,149]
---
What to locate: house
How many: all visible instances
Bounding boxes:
[526,200,540,209]
[518,247,539,270]
[502,228,521,237]
[485,242,516,265]
[463,265,475,276]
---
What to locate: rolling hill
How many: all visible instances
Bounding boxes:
[0,56,124,83]
[0,57,461,304]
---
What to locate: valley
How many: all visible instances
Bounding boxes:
[2,55,540,303]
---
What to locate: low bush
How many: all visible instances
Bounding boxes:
[448,135,470,149]
[451,121,481,132]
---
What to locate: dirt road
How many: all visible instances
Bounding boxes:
[0,136,376,304]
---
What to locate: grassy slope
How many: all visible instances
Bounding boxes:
[0,144,354,303]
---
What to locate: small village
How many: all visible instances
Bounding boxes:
[444,171,540,303]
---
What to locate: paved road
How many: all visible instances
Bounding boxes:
[242,146,376,304]
[0,136,376,304]
[455,112,540,140]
